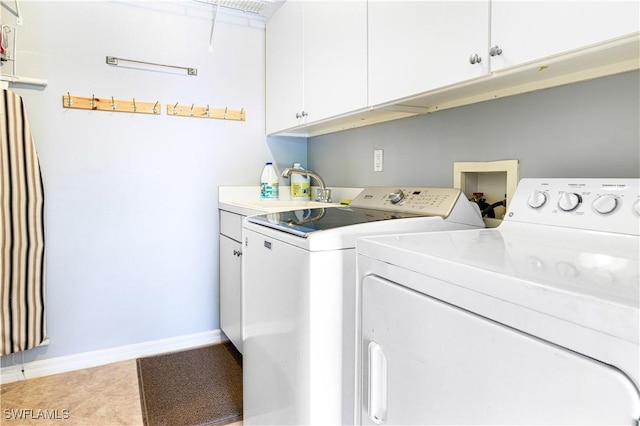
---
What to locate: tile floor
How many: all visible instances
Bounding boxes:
[1,360,143,425]
[1,360,244,426]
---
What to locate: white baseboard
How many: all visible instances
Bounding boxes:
[1,329,225,385]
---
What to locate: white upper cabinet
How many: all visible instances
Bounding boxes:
[265,1,639,137]
[266,0,367,135]
[490,1,640,71]
[304,2,368,125]
[266,1,304,134]
[368,1,490,106]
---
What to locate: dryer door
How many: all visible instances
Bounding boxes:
[361,275,640,425]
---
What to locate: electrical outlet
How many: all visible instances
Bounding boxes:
[374,149,383,172]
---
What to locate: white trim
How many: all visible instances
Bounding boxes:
[0,329,225,384]
[0,74,48,87]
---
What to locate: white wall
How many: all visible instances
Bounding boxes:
[0,0,305,365]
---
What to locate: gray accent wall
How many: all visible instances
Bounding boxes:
[308,71,640,187]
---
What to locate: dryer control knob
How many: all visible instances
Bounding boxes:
[558,192,582,212]
[592,194,619,215]
[633,199,640,216]
[388,189,405,204]
[527,190,547,209]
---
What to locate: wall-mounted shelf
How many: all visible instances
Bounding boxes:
[1,24,48,88]
[62,94,161,115]
[166,103,246,121]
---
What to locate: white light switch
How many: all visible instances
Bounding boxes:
[374,149,384,172]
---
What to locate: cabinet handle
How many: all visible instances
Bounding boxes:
[469,53,482,64]
[296,112,302,119]
[489,45,503,57]
[233,249,243,257]
[296,111,308,119]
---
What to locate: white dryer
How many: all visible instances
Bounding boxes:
[356,178,640,425]
[242,187,485,425]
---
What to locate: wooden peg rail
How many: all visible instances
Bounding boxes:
[61,94,246,122]
[166,103,246,121]
[62,94,161,115]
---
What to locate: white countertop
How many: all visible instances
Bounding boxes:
[218,186,363,216]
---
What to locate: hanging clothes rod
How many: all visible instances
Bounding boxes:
[0,74,48,87]
[106,56,197,76]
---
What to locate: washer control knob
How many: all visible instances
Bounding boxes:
[527,190,547,209]
[592,194,619,215]
[388,189,405,204]
[633,199,640,216]
[558,192,582,212]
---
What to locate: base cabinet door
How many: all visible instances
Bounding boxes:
[220,234,243,353]
[361,275,640,425]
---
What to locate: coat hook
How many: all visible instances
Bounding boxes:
[90,94,96,109]
[205,104,210,117]
[190,103,194,116]
[240,108,244,118]
[153,101,159,114]
[224,107,228,119]
[111,96,117,111]
[66,92,73,107]
[172,101,179,115]
[132,98,137,112]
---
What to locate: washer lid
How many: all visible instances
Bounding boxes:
[246,206,427,238]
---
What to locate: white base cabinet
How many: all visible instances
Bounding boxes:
[219,210,244,353]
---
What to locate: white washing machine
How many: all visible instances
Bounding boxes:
[241,187,485,425]
[356,178,640,425]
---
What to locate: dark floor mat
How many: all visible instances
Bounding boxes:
[137,341,242,426]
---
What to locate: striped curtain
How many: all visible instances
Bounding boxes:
[0,89,46,356]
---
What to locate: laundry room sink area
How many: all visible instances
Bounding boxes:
[217,184,363,354]
[218,185,361,216]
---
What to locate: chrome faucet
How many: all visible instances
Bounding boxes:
[281,168,332,203]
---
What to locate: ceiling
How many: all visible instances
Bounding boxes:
[195,0,285,19]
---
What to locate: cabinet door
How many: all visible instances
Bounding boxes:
[490,1,640,71]
[368,1,490,106]
[220,234,243,353]
[303,1,368,124]
[266,1,304,134]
